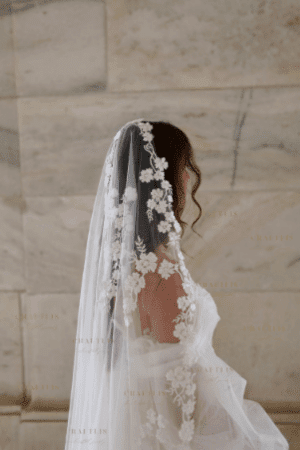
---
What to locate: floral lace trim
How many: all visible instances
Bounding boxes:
[136,408,193,450]
[104,119,198,446]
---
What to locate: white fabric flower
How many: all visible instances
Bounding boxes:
[161,179,171,190]
[135,252,158,275]
[182,399,196,415]
[143,131,154,142]
[140,168,154,182]
[155,157,169,171]
[177,295,190,311]
[147,198,156,209]
[166,372,173,383]
[125,272,146,295]
[173,322,189,340]
[106,205,118,221]
[109,187,119,199]
[151,188,164,201]
[171,379,181,389]
[165,212,174,222]
[124,186,138,202]
[155,200,168,214]
[174,366,187,383]
[185,383,196,396]
[139,122,153,133]
[175,323,194,341]
[157,220,171,234]
[157,414,165,428]
[182,281,193,295]
[153,170,164,181]
[158,259,176,279]
[146,408,157,424]
[179,419,194,442]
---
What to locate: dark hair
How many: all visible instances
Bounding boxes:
[149,120,203,256]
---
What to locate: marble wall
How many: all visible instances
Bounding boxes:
[0,0,299,448]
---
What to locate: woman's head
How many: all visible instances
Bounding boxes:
[119,120,203,259]
[149,121,202,241]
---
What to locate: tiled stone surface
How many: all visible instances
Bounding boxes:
[18,89,300,197]
[20,420,67,450]
[21,292,79,408]
[23,196,94,294]
[0,4,15,97]
[107,0,300,91]
[13,0,106,97]
[232,89,300,190]
[0,293,23,404]
[182,190,300,291]
[0,196,25,290]
[0,414,20,450]
[4,0,300,96]
[0,99,21,197]
[212,291,300,403]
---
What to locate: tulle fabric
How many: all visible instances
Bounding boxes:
[118,282,289,450]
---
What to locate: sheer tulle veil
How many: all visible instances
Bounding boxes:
[64,119,289,450]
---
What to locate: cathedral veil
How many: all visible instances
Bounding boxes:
[64,119,289,450]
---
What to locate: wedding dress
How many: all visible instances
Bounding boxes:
[64,118,289,450]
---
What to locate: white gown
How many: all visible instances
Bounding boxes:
[118,279,290,450]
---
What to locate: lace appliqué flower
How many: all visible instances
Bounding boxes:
[136,408,168,447]
[165,366,196,443]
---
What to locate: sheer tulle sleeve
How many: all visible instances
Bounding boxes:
[150,270,187,343]
[137,254,187,343]
[137,271,160,336]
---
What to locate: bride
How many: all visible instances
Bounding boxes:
[64,119,289,449]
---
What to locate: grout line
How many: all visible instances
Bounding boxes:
[1,83,300,100]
